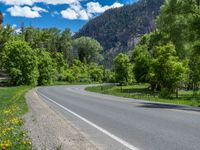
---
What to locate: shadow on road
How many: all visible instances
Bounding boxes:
[137,102,200,112]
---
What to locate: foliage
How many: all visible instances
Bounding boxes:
[88,63,104,82]
[0,86,32,149]
[148,43,188,95]
[36,49,55,85]
[73,37,103,64]
[2,39,38,86]
[114,53,134,86]
[190,41,200,90]
[86,84,200,107]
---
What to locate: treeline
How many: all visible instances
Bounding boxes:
[114,0,200,97]
[0,27,106,86]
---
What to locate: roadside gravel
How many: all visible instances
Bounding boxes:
[23,88,98,150]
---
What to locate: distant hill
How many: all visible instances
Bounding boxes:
[75,0,165,67]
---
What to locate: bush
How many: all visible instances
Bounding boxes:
[36,50,56,85]
[2,40,38,86]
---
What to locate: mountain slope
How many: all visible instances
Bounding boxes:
[75,0,165,67]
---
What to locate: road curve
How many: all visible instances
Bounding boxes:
[37,85,200,150]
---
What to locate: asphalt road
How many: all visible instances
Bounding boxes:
[37,85,200,150]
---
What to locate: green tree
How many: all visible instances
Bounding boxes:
[53,52,67,81]
[73,37,103,64]
[2,39,38,85]
[88,63,104,82]
[157,0,198,58]
[36,49,55,85]
[69,59,90,82]
[0,25,13,69]
[190,41,200,91]
[59,29,73,64]
[114,53,134,86]
[148,43,188,96]
[132,44,150,83]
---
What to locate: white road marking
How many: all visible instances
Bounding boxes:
[37,90,139,150]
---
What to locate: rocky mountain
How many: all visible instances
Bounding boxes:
[75,0,165,67]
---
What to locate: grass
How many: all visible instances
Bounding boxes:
[0,86,33,149]
[86,84,200,107]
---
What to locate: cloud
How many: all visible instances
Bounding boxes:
[0,0,34,5]
[61,2,123,20]
[32,6,48,13]
[7,6,41,18]
[0,0,79,5]
[61,2,92,20]
[87,2,124,14]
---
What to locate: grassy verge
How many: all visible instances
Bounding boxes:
[0,86,33,149]
[86,84,200,107]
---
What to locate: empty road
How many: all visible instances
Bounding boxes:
[37,85,200,150]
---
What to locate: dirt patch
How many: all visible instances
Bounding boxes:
[23,89,98,150]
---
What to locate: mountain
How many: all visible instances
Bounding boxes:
[74,0,165,67]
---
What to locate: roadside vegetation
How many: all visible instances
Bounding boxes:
[86,84,200,107]
[0,86,32,149]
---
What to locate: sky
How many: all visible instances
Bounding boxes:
[0,0,137,32]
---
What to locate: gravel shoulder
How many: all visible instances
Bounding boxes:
[23,88,98,150]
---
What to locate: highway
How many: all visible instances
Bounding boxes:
[37,85,200,150]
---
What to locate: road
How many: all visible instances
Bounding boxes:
[37,85,200,150]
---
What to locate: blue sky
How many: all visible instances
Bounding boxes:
[0,0,137,32]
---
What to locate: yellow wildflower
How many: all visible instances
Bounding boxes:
[9,117,23,125]
[0,140,12,148]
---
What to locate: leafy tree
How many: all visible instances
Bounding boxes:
[190,41,200,91]
[148,43,188,96]
[103,70,116,83]
[69,59,90,82]
[73,37,103,64]
[0,25,13,69]
[2,39,38,85]
[157,0,198,58]
[53,52,67,81]
[132,44,150,83]
[59,29,73,64]
[114,53,134,86]
[36,49,55,85]
[88,63,104,82]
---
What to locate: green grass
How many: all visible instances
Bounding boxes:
[0,86,33,149]
[86,84,200,107]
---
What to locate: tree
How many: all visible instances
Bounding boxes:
[59,29,73,64]
[190,41,200,91]
[53,52,67,81]
[132,44,150,83]
[88,63,104,82]
[114,53,134,86]
[69,59,90,82]
[157,0,198,58]
[2,39,39,85]
[0,25,13,69]
[148,43,188,96]
[73,37,103,64]
[36,49,55,85]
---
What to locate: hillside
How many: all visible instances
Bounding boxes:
[75,0,165,67]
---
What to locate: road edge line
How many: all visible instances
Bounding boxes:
[36,90,139,150]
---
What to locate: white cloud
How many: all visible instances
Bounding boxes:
[0,0,78,5]
[61,2,123,20]
[61,2,92,20]
[7,6,41,18]
[0,0,34,5]
[87,2,123,14]
[32,6,48,13]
